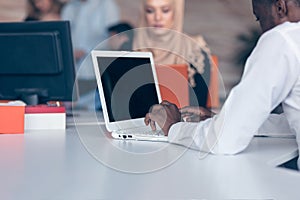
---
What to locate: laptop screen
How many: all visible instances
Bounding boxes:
[96,56,159,122]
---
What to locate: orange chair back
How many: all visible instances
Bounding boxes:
[207,55,220,108]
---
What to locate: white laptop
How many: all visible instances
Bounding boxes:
[91,50,168,142]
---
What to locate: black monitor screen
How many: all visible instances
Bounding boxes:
[0,21,77,105]
[97,56,159,122]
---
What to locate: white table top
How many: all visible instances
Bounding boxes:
[0,111,299,199]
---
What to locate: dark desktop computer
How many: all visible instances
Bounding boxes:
[0,21,78,105]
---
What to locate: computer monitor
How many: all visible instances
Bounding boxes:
[0,21,78,105]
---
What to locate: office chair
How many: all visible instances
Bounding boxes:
[207,55,220,109]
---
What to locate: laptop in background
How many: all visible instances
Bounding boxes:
[91,50,167,142]
[156,64,189,109]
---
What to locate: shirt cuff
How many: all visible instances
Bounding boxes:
[168,122,201,151]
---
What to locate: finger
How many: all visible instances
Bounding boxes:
[179,106,188,111]
[190,115,201,122]
[150,119,156,131]
[180,106,193,113]
[181,112,193,118]
[144,113,151,125]
[185,116,198,122]
[145,112,157,131]
[185,117,192,122]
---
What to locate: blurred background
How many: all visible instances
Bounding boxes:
[0,0,261,103]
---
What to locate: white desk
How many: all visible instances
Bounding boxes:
[0,112,299,199]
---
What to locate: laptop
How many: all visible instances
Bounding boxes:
[91,50,167,142]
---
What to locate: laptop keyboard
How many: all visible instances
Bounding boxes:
[117,127,164,136]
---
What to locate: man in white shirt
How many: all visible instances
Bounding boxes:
[145,0,300,167]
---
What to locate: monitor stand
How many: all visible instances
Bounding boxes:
[16,88,48,105]
[21,93,39,105]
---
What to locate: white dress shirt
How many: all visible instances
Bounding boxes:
[169,22,300,166]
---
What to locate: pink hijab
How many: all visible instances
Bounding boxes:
[133,0,211,86]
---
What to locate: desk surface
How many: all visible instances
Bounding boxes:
[1,112,299,199]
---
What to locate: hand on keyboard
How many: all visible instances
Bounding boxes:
[145,101,181,136]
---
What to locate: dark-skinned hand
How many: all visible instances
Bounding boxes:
[180,106,215,122]
[144,100,181,136]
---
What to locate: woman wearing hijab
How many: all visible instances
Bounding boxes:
[133,0,212,107]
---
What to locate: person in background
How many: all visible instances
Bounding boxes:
[94,22,134,110]
[107,22,134,51]
[61,0,120,79]
[145,0,300,169]
[24,0,65,21]
[61,0,119,110]
[133,0,212,108]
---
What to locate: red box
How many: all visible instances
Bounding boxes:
[25,105,66,130]
[25,105,66,114]
[0,106,25,134]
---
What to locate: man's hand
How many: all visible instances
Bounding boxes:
[144,101,181,136]
[180,106,215,122]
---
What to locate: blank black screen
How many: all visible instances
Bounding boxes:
[0,32,62,75]
[97,56,159,122]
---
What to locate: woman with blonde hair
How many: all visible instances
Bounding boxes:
[133,0,212,107]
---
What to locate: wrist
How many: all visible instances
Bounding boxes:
[163,121,178,136]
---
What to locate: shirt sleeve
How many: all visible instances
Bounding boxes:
[257,113,293,135]
[168,29,299,154]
